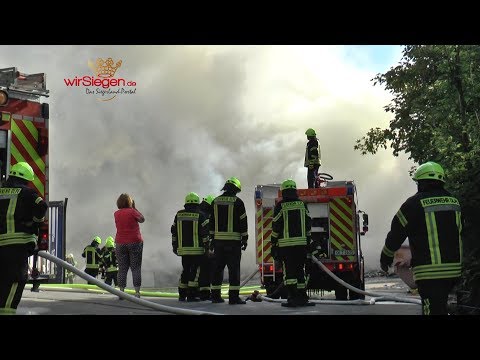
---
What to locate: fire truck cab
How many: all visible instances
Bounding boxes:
[254,174,369,300]
[0,67,51,284]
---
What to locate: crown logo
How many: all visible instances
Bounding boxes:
[87,57,122,78]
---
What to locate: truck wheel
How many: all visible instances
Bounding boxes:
[348,277,365,300]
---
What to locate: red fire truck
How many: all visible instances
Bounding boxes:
[0,67,51,284]
[254,174,369,300]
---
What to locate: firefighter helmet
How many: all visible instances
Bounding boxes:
[305,128,316,137]
[105,236,115,248]
[9,162,34,181]
[203,194,216,205]
[93,236,102,245]
[281,179,297,191]
[412,161,445,183]
[67,253,74,259]
[226,177,242,191]
[185,192,200,204]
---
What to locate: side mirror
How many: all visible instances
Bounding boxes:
[359,212,369,236]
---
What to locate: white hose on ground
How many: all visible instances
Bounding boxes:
[259,295,375,305]
[310,257,422,305]
[37,251,222,315]
[240,268,259,288]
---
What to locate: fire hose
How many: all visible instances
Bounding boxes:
[260,257,421,305]
[37,251,223,315]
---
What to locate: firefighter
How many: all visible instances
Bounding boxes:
[271,179,314,307]
[210,177,248,305]
[171,192,210,302]
[82,236,103,284]
[65,253,77,284]
[304,128,321,189]
[380,161,463,315]
[102,236,118,286]
[198,194,216,301]
[0,162,48,315]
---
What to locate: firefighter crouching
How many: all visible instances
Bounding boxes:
[210,177,248,305]
[102,236,118,286]
[271,179,315,307]
[171,192,210,302]
[0,162,48,315]
[198,194,216,301]
[65,253,78,284]
[380,161,463,315]
[82,236,103,284]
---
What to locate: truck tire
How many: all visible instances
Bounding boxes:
[348,278,365,300]
[335,285,348,300]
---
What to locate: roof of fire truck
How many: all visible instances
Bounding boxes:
[0,67,49,102]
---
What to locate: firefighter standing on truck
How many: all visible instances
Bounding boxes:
[82,236,103,284]
[101,236,118,286]
[198,194,216,301]
[380,161,463,315]
[271,179,315,307]
[0,162,48,315]
[210,177,248,305]
[304,128,321,189]
[171,192,210,302]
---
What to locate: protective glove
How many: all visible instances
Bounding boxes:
[308,164,314,170]
[380,251,392,272]
[241,240,248,251]
[306,252,313,260]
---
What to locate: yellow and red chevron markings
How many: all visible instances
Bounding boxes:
[10,119,46,196]
[329,197,355,261]
[256,207,273,264]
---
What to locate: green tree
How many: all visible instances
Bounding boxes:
[355,45,480,310]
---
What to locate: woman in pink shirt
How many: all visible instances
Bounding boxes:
[114,193,145,298]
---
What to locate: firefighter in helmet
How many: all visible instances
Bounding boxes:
[65,253,77,284]
[102,236,118,286]
[171,192,210,302]
[304,128,321,188]
[271,179,314,307]
[0,162,48,314]
[82,236,103,285]
[210,177,248,305]
[380,161,463,315]
[198,194,216,301]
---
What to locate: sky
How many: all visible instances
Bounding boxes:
[0,45,416,286]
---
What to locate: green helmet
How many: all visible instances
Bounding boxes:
[281,179,297,191]
[9,162,34,181]
[305,128,316,137]
[93,236,102,245]
[226,177,242,191]
[185,192,200,204]
[105,236,115,248]
[203,194,216,205]
[412,161,445,183]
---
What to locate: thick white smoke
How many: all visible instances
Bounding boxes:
[0,45,414,286]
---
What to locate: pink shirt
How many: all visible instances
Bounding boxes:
[114,208,143,244]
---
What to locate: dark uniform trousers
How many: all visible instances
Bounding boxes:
[179,255,203,299]
[0,244,34,314]
[417,278,459,315]
[279,245,307,301]
[105,270,118,286]
[211,242,242,301]
[198,254,214,300]
[307,164,320,189]
[85,267,99,284]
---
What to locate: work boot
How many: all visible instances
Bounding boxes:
[199,290,211,301]
[228,289,246,305]
[178,287,187,302]
[186,287,201,302]
[281,284,300,307]
[296,289,315,307]
[211,289,224,303]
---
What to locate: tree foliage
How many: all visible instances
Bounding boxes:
[355,46,480,308]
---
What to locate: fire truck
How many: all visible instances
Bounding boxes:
[0,67,66,285]
[254,174,369,300]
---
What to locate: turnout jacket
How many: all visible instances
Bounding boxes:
[304,137,321,167]
[209,192,248,243]
[271,196,312,248]
[382,188,463,281]
[171,203,209,255]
